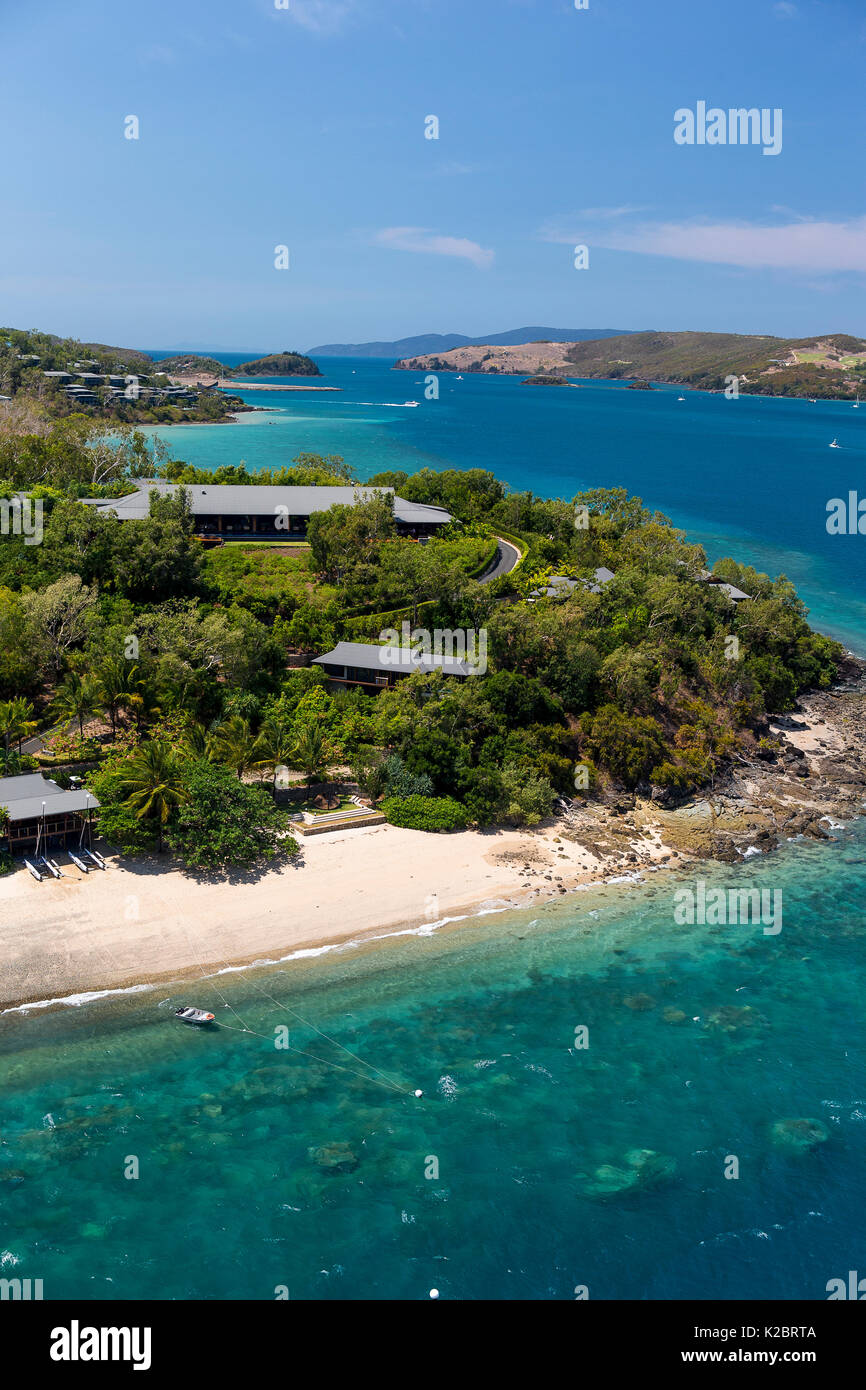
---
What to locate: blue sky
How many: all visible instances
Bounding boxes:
[2,0,865,349]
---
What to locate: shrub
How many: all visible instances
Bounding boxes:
[381,752,433,799]
[498,763,556,826]
[382,794,469,832]
[581,704,667,788]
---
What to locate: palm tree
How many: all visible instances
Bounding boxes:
[95,657,144,738]
[253,716,296,794]
[210,716,260,780]
[52,673,103,739]
[183,721,217,762]
[119,741,187,853]
[0,698,37,771]
[0,701,15,774]
[292,720,330,796]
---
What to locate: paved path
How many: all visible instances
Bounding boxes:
[478,537,521,585]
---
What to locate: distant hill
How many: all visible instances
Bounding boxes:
[153,354,226,377]
[308,327,631,358]
[395,330,866,399]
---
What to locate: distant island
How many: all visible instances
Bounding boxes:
[395,330,866,400]
[308,327,632,358]
[155,351,321,378]
[234,352,321,377]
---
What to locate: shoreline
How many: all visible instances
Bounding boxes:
[3,670,864,1017]
[0,820,680,1014]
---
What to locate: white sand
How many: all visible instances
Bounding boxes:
[0,821,672,1009]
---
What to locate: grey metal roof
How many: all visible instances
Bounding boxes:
[716,582,751,601]
[87,482,451,526]
[530,567,615,599]
[313,640,473,678]
[0,773,100,823]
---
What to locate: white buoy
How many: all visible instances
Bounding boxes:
[429,1288,440,1299]
[414,1089,423,1098]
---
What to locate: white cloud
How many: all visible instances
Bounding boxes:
[540,214,866,273]
[375,226,495,269]
[566,205,649,221]
[283,1,359,36]
[774,2,797,18]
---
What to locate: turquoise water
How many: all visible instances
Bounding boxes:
[2,829,865,1301]
[143,353,866,653]
[3,354,865,1301]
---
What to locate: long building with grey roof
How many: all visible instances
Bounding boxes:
[83,481,451,539]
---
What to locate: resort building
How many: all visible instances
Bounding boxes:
[313,640,473,690]
[528,567,615,602]
[0,772,99,856]
[83,482,452,540]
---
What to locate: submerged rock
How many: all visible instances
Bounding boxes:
[770,1117,829,1153]
[623,992,656,1011]
[309,1142,359,1173]
[706,1004,766,1034]
[662,1007,688,1024]
[578,1146,676,1198]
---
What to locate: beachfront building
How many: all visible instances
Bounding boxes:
[82,482,452,540]
[0,772,99,856]
[313,640,473,691]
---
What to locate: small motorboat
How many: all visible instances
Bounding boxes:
[403,400,419,407]
[830,437,840,448]
[677,395,686,402]
[175,1006,215,1025]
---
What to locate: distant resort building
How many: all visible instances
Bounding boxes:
[42,368,200,409]
[313,640,474,690]
[528,567,615,602]
[0,772,99,856]
[697,569,752,603]
[82,482,452,540]
[527,565,750,604]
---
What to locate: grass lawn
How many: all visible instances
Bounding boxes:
[202,542,339,609]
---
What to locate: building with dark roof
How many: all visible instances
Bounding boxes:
[0,773,99,854]
[313,640,473,690]
[82,482,452,539]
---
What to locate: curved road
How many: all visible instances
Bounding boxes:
[478,537,521,585]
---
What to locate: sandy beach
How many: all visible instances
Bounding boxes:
[0,819,674,1011]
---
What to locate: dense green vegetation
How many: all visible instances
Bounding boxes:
[234,352,321,377]
[0,405,843,867]
[150,355,227,376]
[563,331,866,398]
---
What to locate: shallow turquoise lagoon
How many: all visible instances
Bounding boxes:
[2,828,864,1301]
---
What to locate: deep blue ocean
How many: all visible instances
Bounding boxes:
[142,352,866,653]
[1,354,864,1301]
